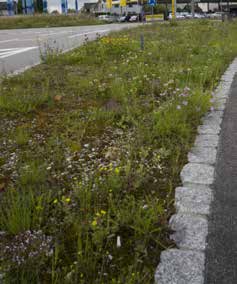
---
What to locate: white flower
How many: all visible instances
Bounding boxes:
[116,236,121,248]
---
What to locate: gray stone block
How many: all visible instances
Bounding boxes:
[155,249,205,284]
[202,111,223,122]
[169,213,208,251]
[214,98,227,111]
[175,186,213,215]
[215,91,228,99]
[194,134,219,148]
[188,147,217,165]
[198,123,221,135]
[181,163,215,185]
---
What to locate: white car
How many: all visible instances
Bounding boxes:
[118,16,126,22]
[98,15,114,22]
[209,12,223,19]
[176,13,185,19]
[129,15,138,22]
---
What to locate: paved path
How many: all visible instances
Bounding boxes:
[0,23,140,74]
[205,74,237,283]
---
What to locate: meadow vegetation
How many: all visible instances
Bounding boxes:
[0,14,104,29]
[0,20,237,283]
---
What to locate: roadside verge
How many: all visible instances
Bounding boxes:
[155,58,237,284]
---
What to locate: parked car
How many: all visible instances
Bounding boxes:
[209,12,223,19]
[98,15,116,23]
[194,13,206,19]
[118,16,127,22]
[176,13,185,19]
[129,15,138,22]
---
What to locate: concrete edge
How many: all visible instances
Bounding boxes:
[155,57,237,284]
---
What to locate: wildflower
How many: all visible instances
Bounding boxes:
[101,210,106,215]
[114,167,120,175]
[35,205,43,211]
[65,198,71,203]
[182,100,188,106]
[116,236,121,248]
[210,98,215,103]
[91,220,97,226]
[179,93,188,97]
[210,106,214,111]
[53,199,58,204]
[176,105,181,110]
[184,86,190,92]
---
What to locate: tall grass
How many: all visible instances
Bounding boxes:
[0,14,104,29]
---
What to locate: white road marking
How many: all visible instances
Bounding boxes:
[68,29,110,39]
[0,39,19,43]
[0,47,37,59]
[39,31,70,37]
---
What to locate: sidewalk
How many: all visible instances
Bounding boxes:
[205,74,237,283]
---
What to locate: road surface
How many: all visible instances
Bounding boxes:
[0,23,140,74]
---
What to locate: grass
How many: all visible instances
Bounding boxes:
[0,20,237,283]
[0,14,104,29]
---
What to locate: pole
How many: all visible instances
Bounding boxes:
[172,0,176,19]
[191,0,194,18]
[22,0,26,14]
[43,0,47,12]
[7,0,13,15]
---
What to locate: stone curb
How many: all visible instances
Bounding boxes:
[155,58,237,284]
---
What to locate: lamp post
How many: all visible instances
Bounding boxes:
[172,0,176,19]
[191,0,194,18]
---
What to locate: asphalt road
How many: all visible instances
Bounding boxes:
[205,74,237,283]
[0,23,140,75]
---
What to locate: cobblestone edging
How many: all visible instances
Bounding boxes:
[155,58,237,284]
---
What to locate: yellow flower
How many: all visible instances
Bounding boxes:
[101,210,106,215]
[65,198,71,203]
[96,212,101,217]
[53,199,58,204]
[114,167,120,175]
[35,205,43,211]
[91,220,97,226]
